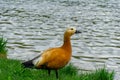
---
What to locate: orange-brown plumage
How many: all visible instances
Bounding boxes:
[22,27,81,79]
[36,47,71,69]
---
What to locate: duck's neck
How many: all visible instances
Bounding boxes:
[61,33,72,53]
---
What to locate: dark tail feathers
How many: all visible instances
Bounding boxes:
[22,60,34,68]
[22,54,41,68]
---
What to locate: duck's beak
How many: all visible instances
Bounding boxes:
[75,30,82,34]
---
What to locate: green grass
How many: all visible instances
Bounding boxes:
[0,36,7,54]
[0,58,114,80]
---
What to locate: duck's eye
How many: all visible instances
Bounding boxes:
[70,28,74,30]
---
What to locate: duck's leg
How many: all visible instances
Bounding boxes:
[48,69,51,76]
[55,70,59,79]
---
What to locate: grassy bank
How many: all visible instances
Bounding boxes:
[0,58,114,80]
[0,36,7,58]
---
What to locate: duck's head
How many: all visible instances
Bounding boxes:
[65,27,81,36]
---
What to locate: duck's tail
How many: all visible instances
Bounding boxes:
[22,60,34,68]
[22,54,41,68]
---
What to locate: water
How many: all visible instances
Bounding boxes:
[0,0,120,79]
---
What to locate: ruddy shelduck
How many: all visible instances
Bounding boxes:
[22,27,81,79]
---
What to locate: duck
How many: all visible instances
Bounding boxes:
[22,27,81,79]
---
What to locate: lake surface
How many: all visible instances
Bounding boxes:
[0,0,120,79]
